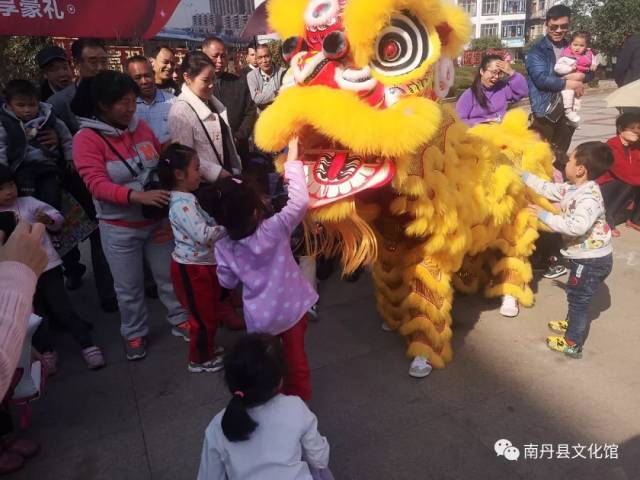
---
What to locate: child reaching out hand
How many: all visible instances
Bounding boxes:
[521,142,614,359]
[554,32,597,124]
[211,137,318,401]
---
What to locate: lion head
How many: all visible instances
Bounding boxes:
[255,0,471,210]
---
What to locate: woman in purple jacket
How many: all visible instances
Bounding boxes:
[456,55,528,127]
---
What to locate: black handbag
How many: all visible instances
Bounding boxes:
[91,129,168,220]
[544,92,564,123]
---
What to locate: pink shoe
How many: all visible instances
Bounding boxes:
[0,450,23,474]
[3,435,40,459]
[82,346,106,370]
[41,351,58,377]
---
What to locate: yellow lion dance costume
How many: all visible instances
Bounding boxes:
[255,0,555,374]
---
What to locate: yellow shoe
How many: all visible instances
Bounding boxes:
[547,320,568,334]
[546,336,582,359]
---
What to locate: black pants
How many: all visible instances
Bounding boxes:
[600,179,640,227]
[530,115,577,153]
[32,267,93,352]
[60,170,116,300]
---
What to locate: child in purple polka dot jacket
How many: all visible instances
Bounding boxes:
[211,138,317,401]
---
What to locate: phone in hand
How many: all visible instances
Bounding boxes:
[0,211,17,239]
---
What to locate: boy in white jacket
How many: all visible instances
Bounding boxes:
[522,141,614,358]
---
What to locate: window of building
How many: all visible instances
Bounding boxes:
[481,0,500,15]
[480,23,499,37]
[459,0,477,16]
[502,0,525,13]
[502,20,525,38]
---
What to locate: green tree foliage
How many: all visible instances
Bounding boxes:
[0,36,50,91]
[470,36,503,51]
[569,0,640,56]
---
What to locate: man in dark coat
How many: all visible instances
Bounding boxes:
[202,36,257,161]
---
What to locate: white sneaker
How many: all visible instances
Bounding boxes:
[381,322,393,332]
[409,356,433,378]
[500,295,519,317]
[565,111,581,123]
[188,356,224,373]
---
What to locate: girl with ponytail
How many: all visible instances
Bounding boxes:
[197,334,331,480]
[160,143,228,373]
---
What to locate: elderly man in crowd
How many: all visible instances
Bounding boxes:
[202,36,257,160]
[36,45,73,101]
[247,44,286,113]
[46,39,116,310]
[125,55,176,149]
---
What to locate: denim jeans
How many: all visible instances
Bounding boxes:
[565,254,613,347]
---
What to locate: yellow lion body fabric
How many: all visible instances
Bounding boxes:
[255,0,555,369]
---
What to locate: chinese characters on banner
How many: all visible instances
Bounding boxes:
[0,0,180,39]
[2,0,68,19]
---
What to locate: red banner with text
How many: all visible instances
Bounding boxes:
[0,0,180,39]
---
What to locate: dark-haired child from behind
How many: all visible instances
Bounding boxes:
[211,138,318,401]
[522,141,614,358]
[159,144,227,373]
[197,333,331,480]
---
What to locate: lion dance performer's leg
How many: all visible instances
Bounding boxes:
[484,209,539,308]
[373,243,454,371]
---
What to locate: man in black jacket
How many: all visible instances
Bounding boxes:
[614,34,640,114]
[614,34,640,87]
[36,45,73,101]
[202,36,257,161]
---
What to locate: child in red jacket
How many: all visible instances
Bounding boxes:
[598,112,640,236]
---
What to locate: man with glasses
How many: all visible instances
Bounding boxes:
[47,38,117,309]
[526,4,584,153]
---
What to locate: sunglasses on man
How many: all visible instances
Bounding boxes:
[548,23,570,32]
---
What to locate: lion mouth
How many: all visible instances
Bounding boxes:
[300,129,395,208]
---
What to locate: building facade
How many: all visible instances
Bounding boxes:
[457,0,527,48]
[192,13,221,35]
[206,0,254,36]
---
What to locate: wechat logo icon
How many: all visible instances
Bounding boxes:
[495,439,520,461]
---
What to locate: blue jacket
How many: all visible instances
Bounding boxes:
[526,36,567,117]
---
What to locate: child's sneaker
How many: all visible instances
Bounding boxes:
[499,295,519,317]
[188,357,224,373]
[81,346,106,370]
[543,264,568,279]
[126,337,147,361]
[41,351,58,376]
[546,335,583,359]
[565,111,581,124]
[409,356,432,378]
[171,321,190,342]
[547,320,569,334]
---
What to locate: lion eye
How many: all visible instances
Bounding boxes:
[371,12,431,77]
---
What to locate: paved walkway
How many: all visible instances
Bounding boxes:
[8,93,639,480]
